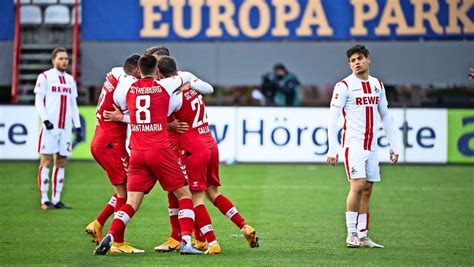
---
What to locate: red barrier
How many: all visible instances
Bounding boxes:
[11,1,21,104]
[72,0,79,81]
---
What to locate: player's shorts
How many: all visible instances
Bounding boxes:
[343,147,380,182]
[127,148,188,193]
[91,143,128,185]
[37,126,72,157]
[186,146,221,191]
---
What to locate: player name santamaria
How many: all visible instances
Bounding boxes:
[131,123,163,132]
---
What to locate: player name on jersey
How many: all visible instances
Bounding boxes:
[131,123,163,132]
[129,86,162,94]
[198,125,210,135]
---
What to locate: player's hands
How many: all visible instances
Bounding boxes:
[389,149,399,164]
[43,120,54,130]
[103,104,124,122]
[168,119,189,133]
[326,154,339,166]
[75,127,83,143]
[176,82,191,93]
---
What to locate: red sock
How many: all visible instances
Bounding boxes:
[168,192,181,241]
[108,204,135,243]
[115,196,126,212]
[194,204,216,243]
[213,195,246,229]
[193,222,206,242]
[178,198,194,237]
[96,194,117,226]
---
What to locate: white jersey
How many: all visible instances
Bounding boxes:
[112,67,137,114]
[34,68,80,130]
[330,74,388,151]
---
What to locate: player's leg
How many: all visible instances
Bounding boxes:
[52,130,73,208]
[94,191,145,255]
[87,146,128,244]
[207,185,259,248]
[192,190,220,254]
[154,192,182,252]
[344,148,369,247]
[38,154,54,209]
[51,154,70,208]
[358,151,384,248]
[172,186,202,254]
[37,128,57,209]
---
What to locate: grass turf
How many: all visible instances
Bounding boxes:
[0,162,473,266]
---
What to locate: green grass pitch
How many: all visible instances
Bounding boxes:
[0,162,473,266]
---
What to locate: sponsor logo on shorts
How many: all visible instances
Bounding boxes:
[351,167,357,175]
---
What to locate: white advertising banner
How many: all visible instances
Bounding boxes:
[0,106,39,159]
[205,107,447,163]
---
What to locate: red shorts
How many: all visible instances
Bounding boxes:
[91,144,128,185]
[127,148,188,193]
[186,146,221,191]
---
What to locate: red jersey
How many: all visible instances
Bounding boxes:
[171,90,216,150]
[91,73,127,146]
[126,76,185,150]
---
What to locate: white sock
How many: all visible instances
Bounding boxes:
[39,166,50,204]
[346,211,358,233]
[51,167,65,205]
[357,213,368,238]
[182,235,191,245]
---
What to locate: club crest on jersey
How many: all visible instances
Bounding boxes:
[374,87,380,93]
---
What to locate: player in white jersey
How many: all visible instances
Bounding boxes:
[327,45,399,248]
[34,47,82,210]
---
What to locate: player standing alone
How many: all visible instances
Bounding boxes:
[326,45,399,248]
[34,47,82,210]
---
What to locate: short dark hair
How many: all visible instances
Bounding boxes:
[346,45,369,59]
[157,56,177,77]
[51,47,67,60]
[138,55,157,77]
[123,54,141,75]
[144,46,170,56]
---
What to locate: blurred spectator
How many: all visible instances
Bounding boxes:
[254,64,301,106]
[469,68,474,80]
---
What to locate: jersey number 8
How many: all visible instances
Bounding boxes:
[136,95,151,124]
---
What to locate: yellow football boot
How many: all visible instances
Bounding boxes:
[110,242,145,254]
[242,225,259,248]
[85,220,103,245]
[154,237,181,252]
[204,241,221,254]
[192,239,208,251]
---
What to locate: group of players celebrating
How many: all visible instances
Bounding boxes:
[86,46,259,255]
[35,44,399,253]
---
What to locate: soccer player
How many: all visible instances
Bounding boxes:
[94,55,204,255]
[85,54,143,253]
[154,57,259,253]
[327,45,399,248]
[34,47,82,210]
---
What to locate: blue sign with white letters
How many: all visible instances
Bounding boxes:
[82,0,474,41]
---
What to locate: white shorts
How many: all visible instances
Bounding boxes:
[37,126,72,157]
[343,147,380,182]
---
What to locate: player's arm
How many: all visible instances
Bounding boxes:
[70,80,84,142]
[378,83,399,164]
[327,82,348,166]
[104,76,133,123]
[34,73,53,129]
[167,93,188,133]
[180,71,214,94]
[160,71,194,95]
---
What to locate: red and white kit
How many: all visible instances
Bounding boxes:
[34,68,81,157]
[168,89,220,191]
[115,73,194,193]
[328,74,398,181]
[91,67,133,185]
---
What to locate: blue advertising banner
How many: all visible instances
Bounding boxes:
[82,0,474,41]
[0,0,14,40]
